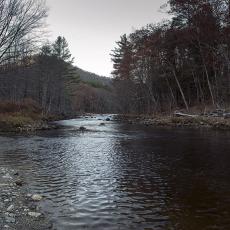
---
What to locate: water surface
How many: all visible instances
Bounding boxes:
[0,115,230,229]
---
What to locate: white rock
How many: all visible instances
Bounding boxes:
[2,173,12,179]
[28,212,42,218]
[31,194,43,201]
[7,205,14,212]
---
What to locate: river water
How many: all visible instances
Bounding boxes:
[0,115,230,230]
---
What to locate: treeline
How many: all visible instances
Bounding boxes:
[0,35,78,115]
[111,0,230,114]
[0,0,73,115]
[0,0,115,116]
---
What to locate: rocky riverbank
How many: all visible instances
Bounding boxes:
[0,167,53,230]
[115,113,230,130]
[0,119,61,133]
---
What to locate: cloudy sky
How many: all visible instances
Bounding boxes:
[46,0,167,77]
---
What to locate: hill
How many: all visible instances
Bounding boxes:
[74,67,112,87]
[69,67,116,113]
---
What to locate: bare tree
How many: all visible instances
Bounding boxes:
[0,0,47,65]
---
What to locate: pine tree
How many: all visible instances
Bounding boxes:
[111,34,133,80]
[52,36,74,63]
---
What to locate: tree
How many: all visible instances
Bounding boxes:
[111,34,133,80]
[111,0,230,114]
[52,36,74,63]
[0,0,47,65]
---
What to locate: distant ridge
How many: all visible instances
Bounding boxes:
[74,66,112,86]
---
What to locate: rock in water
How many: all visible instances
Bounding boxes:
[31,194,43,201]
[79,126,86,131]
[15,179,23,186]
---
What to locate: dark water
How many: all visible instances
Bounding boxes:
[1,115,230,230]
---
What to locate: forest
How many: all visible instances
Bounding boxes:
[0,0,115,127]
[111,0,230,114]
[1,0,230,127]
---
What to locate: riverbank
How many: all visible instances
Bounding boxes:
[0,167,53,229]
[0,100,65,133]
[115,113,230,130]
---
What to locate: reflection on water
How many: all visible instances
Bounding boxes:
[0,115,230,229]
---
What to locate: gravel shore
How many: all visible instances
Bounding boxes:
[115,114,230,130]
[0,167,53,230]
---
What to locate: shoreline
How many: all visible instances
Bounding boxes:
[1,112,230,134]
[0,120,62,134]
[115,114,230,130]
[0,166,53,230]
[0,113,78,134]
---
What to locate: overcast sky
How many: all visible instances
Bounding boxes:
[46,0,167,77]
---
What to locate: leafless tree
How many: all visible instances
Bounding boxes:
[0,0,47,65]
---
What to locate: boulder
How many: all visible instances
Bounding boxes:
[79,126,87,131]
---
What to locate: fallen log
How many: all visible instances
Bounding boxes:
[174,111,199,118]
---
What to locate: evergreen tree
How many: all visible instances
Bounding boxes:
[52,36,74,63]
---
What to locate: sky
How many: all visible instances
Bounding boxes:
[46,0,168,77]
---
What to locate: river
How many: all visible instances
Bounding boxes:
[0,115,230,229]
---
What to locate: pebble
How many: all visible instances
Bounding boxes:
[31,194,43,201]
[28,212,42,218]
[5,216,15,223]
[2,174,12,180]
[15,179,23,186]
[7,204,14,212]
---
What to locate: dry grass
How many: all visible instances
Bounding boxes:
[0,99,44,131]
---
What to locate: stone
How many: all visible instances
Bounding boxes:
[224,113,230,119]
[106,118,111,121]
[2,173,12,180]
[5,216,15,223]
[15,179,23,186]
[7,205,14,212]
[28,212,42,218]
[31,194,43,201]
[79,126,86,131]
